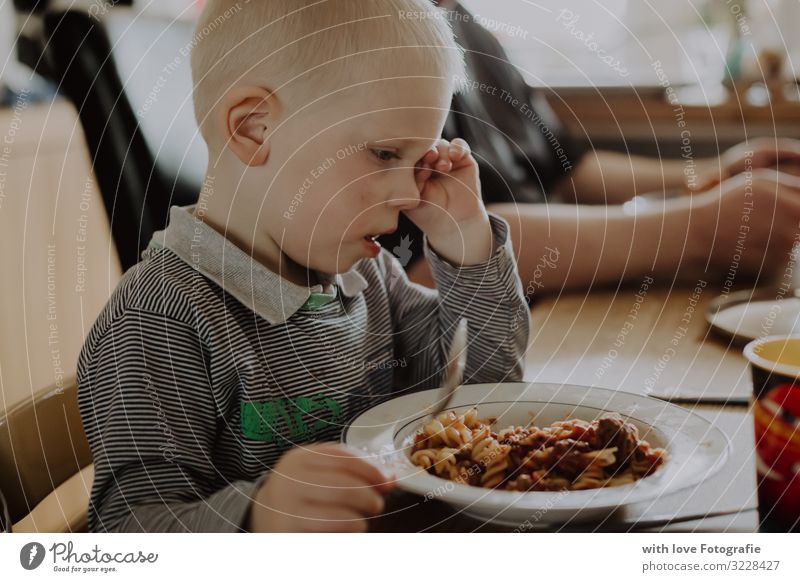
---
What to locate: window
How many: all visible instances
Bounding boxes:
[459,0,800,88]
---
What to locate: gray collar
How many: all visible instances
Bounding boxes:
[148,206,369,324]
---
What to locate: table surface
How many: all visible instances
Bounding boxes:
[523,284,756,400]
[373,285,763,532]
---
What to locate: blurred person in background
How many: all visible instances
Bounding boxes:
[381,0,800,294]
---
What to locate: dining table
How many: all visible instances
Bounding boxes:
[370,281,765,532]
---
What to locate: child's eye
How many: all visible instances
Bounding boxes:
[370,148,400,162]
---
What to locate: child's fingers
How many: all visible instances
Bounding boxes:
[448,138,470,161]
[421,147,439,165]
[311,444,396,490]
[432,140,452,173]
[415,146,442,189]
[305,472,387,515]
[415,159,434,188]
[416,138,473,187]
[337,455,397,492]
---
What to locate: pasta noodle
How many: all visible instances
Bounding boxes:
[409,409,667,491]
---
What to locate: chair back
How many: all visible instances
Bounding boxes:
[0,378,92,527]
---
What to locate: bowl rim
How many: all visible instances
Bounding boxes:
[705,288,800,344]
[743,334,800,378]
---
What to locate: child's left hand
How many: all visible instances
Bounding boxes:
[406,138,493,266]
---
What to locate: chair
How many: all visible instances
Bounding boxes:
[15,3,206,270]
[0,377,94,533]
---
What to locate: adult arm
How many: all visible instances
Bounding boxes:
[489,169,800,292]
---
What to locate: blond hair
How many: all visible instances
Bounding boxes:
[190,0,466,148]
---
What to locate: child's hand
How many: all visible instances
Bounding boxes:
[247,443,395,532]
[407,138,493,266]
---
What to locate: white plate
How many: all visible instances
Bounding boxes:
[706,288,800,344]
[342,382,731,527]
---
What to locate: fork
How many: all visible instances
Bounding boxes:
[427,318,468,420]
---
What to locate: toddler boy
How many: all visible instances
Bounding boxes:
[78,0,530,532]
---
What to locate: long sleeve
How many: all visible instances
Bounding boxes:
[77,308,262,532]
[385,213,530,391]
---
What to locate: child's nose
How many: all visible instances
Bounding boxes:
[385,173,421,210]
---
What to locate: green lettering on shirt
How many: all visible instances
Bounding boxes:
[240,393,342,442]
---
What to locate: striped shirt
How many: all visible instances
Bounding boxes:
[77,205,530,532]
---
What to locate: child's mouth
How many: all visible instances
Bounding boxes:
[361,226,397,257]
[362,234,382,257]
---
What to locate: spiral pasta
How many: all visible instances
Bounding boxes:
[409,409,667,492]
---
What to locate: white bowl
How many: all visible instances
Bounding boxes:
[343,382,731,527]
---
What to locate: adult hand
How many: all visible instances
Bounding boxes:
[690,169,800,277]
[692,138,800,192]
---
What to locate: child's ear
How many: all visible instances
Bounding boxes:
[218,86,279,167]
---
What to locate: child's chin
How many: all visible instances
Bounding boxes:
[332,257,360,273]
[312,255,356,276]
[314,246,365,274]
